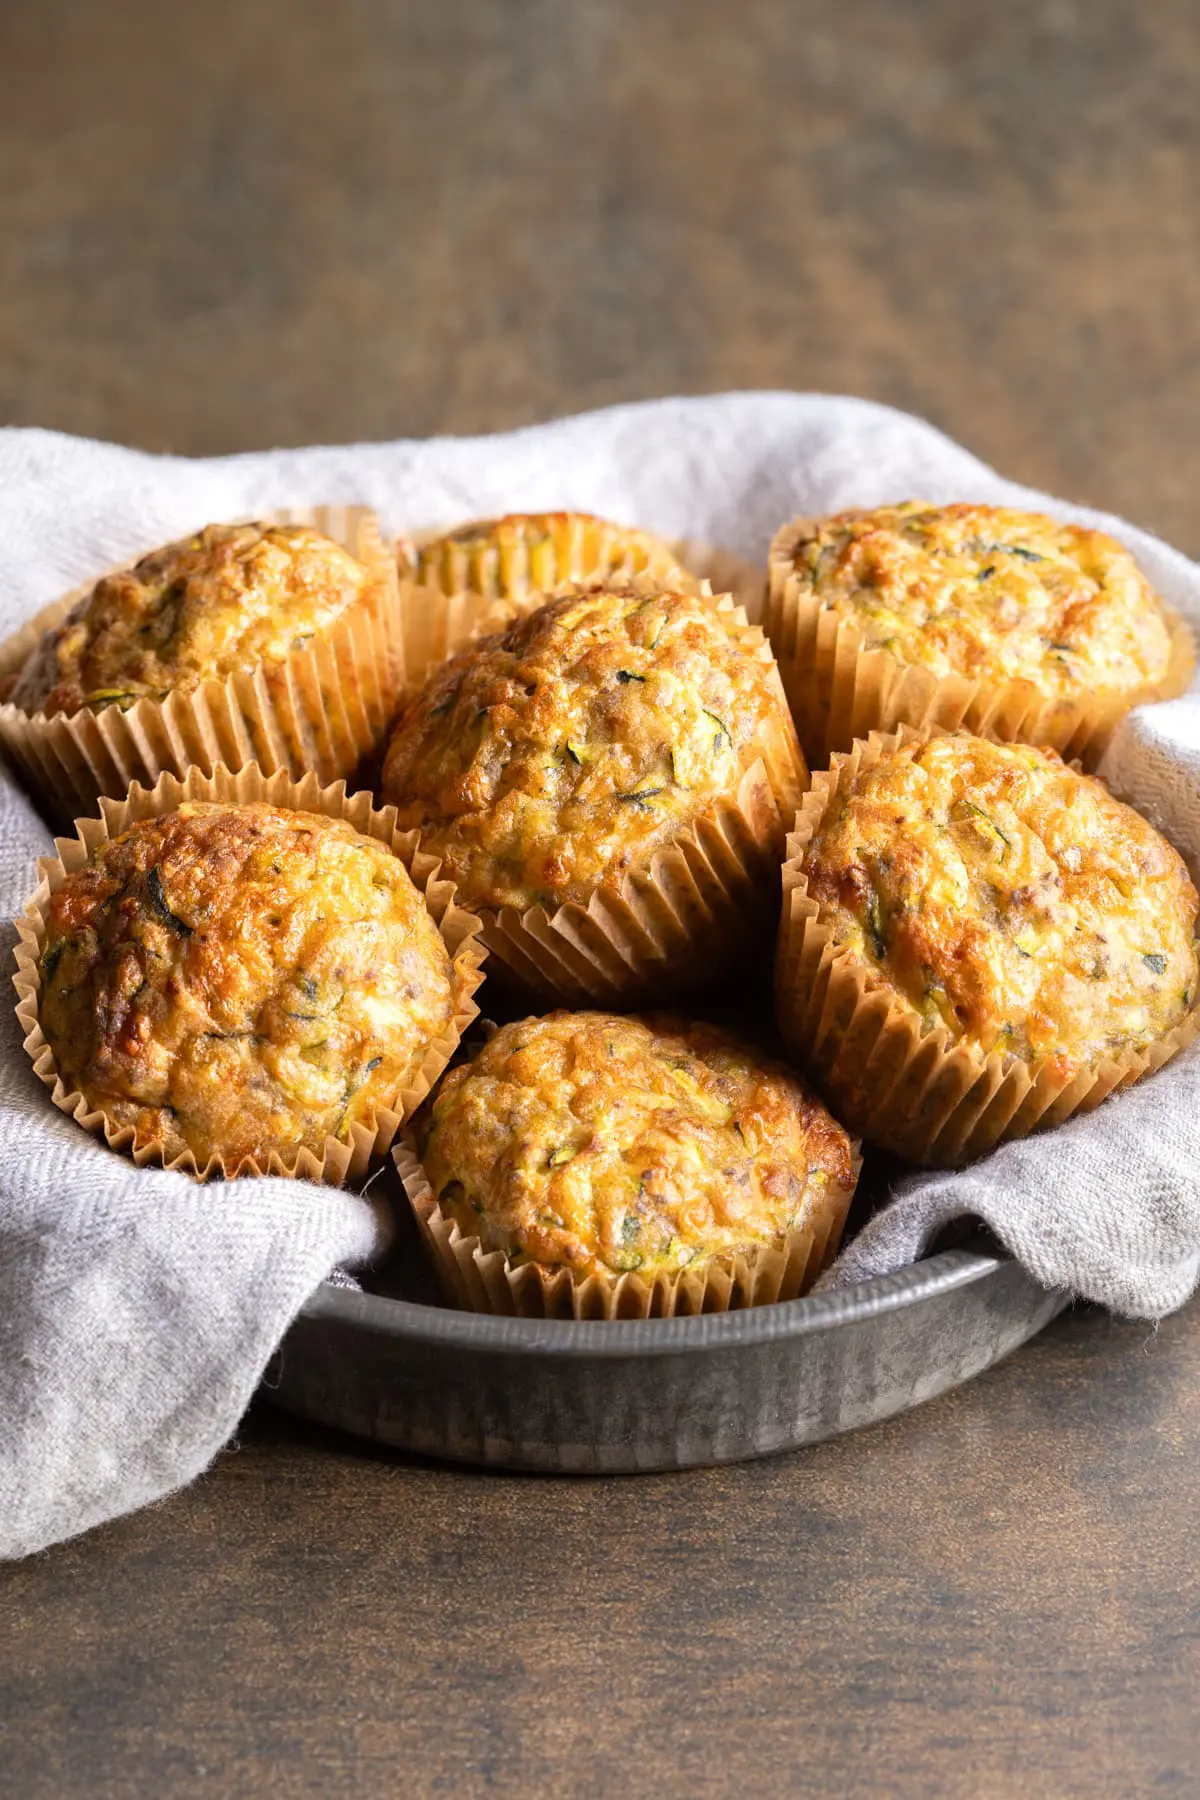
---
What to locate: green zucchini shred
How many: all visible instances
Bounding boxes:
[989,542,1045,563]
[961,801,1011,852]
[145,865,193,936]
[866,890,887,957]
[702,709,732,750]
[81,689,141,712]
[40,937,66,985]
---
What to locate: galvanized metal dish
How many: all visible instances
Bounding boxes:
[267,1244,1066,1472]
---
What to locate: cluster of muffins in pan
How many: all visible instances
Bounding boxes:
[3,499,1197,1320]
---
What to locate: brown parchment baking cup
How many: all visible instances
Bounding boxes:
[12,763,487,1186]
[0,506,403,830]
[394,519,764,689]
[394,1142,859,1319]
[764,515,1196,771]
[775,724,1200,1169]
[387,586,808,1007]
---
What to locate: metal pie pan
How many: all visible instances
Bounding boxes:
[267,1247,1066,1473]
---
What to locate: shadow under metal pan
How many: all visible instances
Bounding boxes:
[267,1250,1067,1473]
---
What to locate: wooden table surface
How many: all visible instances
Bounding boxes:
[2,2,1199,1794]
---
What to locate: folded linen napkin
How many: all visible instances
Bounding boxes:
[2,393,1198,1561]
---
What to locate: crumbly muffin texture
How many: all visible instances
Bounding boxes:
[403,511,692,600]
[784,502,1176,697]
[417,1010,856,1281]
[37,802,455,1169]
[9,522,374,718]
[382,585,797,910]
[802,735,1198,1074]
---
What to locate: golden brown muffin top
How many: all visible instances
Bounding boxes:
[801,735,1198,1075]
[9,522,374,718]
[402,511,693,601]
[783,502,1176,696]
[418,1011,856,1280]
[38,802,454,1170]
[381,585,795,910]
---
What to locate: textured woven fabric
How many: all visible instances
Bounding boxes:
[1,394,1198,1560]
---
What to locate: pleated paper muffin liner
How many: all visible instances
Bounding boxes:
[775,724,1200,1168]
[0,506,403,830]
[764,516,1196,771]
[394,1143,859,1320]
[388,586,807,1007]
[12,763,487,1186]
[394,520,764,689]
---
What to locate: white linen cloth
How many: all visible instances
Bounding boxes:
[2,393,1198,1561]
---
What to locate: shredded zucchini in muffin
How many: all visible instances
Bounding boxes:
[787,502,1175,697]
[9,522,373,718]
[802,735,1198,1075]
[37,803,454,1168]
[417,1011,855,1280]
[382,585,799,910]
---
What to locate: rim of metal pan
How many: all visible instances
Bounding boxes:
[301,1246,1024,1359]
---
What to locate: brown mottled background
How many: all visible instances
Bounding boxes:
[3,0,1199,553]
[2,2,1199,1796]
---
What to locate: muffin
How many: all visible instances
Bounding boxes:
[765,502,1193,767]
[394,510,702,690]
[0,507,401,825]
[398,1010,859,1318]
[776,727,1200,1166]
[13,766,485,1182]
[381,582,807,1003]
[400,510,695,602]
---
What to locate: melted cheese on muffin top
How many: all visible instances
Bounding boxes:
[9,522,373,717]
[38,802,454,1168]
[418,1011,855,1280]
[382,585,796,910]
[786,502,1175,697]
[801,735,1198,1073]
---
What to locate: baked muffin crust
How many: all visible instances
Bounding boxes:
[37,802,455,1169]
[784,502,1175,698]
[417,1011,856,1280]
[404,511,691,600]
[9,522,374,718]
[801,734,1198,1074]
[382,585,798,910]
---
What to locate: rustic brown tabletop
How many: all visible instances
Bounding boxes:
[3,3,1199,1795]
